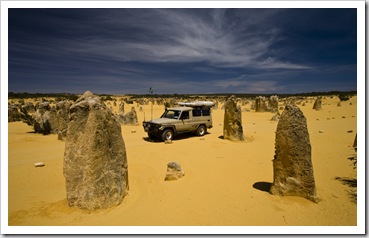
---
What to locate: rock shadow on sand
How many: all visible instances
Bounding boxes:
[253,182,272,193]
[218,135,255,142]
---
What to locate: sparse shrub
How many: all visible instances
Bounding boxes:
[164,102,170,109]
[339,94,351,101]
[66,94,79,102]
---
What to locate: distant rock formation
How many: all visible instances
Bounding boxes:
[165,161,185,181]
[313,97,322,110]
[23,102,36,113]
[270,103,318,202]
[268,95,279,112]
[164,99,176,109]
[8,105,22,122]
[48,106,58,134]
[63,91,128,210]
[255,96,268,112]
[33,102,52,135]
[213,101,219,110]
[18,99,25,105]
[223,95,244,141]
[119,107,139,125]
[337,101,342,107]
[119,101,125,113]
[156,98,164,106]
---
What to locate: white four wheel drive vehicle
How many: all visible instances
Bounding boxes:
[143,101,214,142]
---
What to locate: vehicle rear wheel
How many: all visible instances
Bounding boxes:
[196,125,206,136]
[162,129,174,141]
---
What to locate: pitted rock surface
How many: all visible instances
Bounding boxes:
[255,96,268,112]
[119,107,138,125]
[33,102,52,135]
[165,161,185,181]
[63,91,128,210]
[23,102,36,113]
[8,105,22,122]
[56,100,72,140]
[223,95,244,141]
[268,95,279,112]
[270,103,318,202]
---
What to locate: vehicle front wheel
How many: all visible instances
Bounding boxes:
[196,125,206,136]
[162,129,174,141]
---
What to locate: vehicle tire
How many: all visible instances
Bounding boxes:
[162,129,174,141]
[196,125,206,136]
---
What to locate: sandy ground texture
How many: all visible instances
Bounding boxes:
[7,96,357,228]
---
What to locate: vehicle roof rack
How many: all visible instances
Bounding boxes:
[177,101,214,107]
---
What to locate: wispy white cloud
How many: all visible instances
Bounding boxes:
[212,74,285,93]
[258,57,312,69]
[8,8,356,94]
[62,9,311,70]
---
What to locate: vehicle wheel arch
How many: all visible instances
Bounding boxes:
[196,124,207,136]
[161,127,175,141]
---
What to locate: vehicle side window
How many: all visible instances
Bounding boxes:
[193,109,201,117]
[180,111,189,120]
[162,110,181,119]
[202,108,210,116]
[173,111,181,119]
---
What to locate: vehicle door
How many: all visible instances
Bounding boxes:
[176,110,192,132]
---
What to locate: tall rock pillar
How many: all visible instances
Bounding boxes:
[63,91,129,210]
[270,104,318,202]
[223,95,244,141]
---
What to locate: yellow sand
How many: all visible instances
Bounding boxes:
[8,96,357,226]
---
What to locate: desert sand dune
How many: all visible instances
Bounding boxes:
[7,96,357,227]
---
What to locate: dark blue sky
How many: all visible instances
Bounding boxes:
[8,8,357,94]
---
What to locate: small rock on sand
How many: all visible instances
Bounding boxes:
[34,162,45,167]
[165,161,185,181]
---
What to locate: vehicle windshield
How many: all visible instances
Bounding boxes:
[161,110,181,119]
